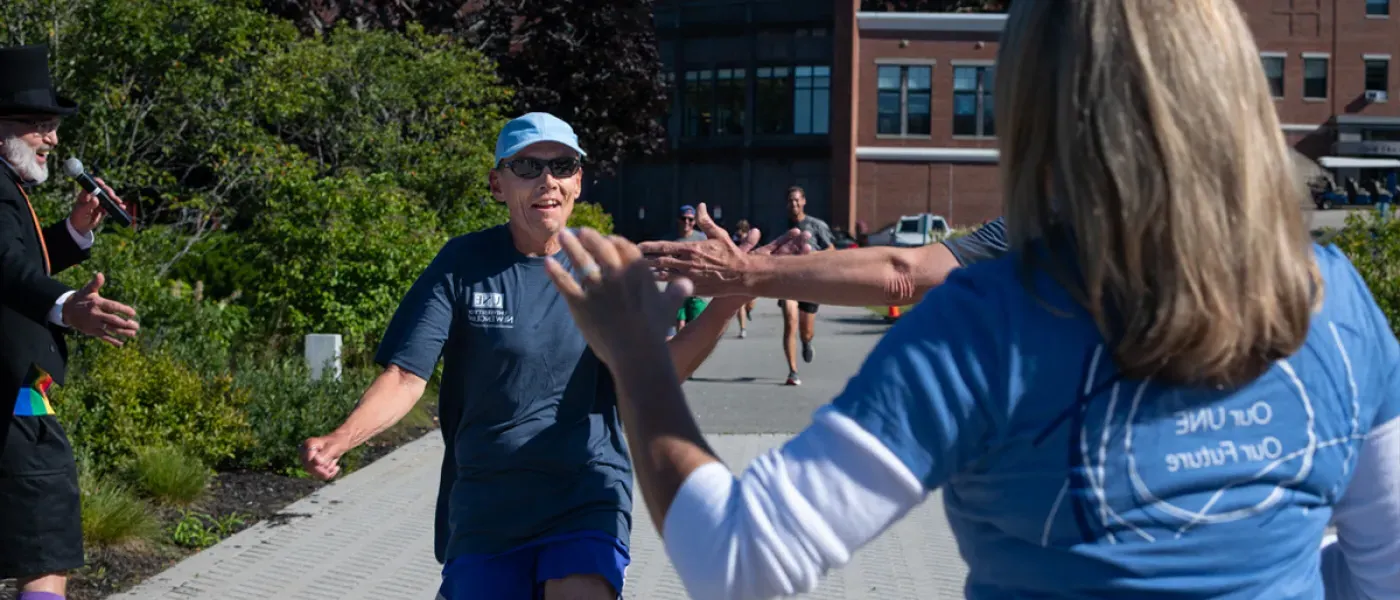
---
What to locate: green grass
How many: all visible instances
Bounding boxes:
[125,446,210,506]
[80,467,161,547]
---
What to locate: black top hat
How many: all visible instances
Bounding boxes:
[0,44,78,117]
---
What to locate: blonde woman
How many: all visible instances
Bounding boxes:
[546,2,1399,599]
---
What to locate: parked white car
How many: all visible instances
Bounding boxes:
[865,213,951,247]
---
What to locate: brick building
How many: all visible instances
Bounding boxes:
[588,0,840,242]
[589,0,1400,240]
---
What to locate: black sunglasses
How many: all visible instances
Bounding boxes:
[498,156,582,179]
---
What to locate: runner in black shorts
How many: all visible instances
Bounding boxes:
[779,186,835,386]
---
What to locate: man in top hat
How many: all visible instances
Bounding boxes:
[300,112,804,599]
[0,44,139,600]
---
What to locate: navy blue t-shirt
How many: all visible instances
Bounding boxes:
[943,217,1009,266]
[375,224,632,561]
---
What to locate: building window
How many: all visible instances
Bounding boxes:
[1367,0,1389,16]
[1303,57,1328,99]
[715,68,746,136]
[756,67,792,134]
[794,65,830,135]
[952,65,995,138]
[1365,58,1389,94]
[1261,55,1284,98]
[683,70,714,137]
[876,65,932,136]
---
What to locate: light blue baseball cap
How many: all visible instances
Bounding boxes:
[494,112,587,163]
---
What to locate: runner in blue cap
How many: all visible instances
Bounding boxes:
[671,204,707,336]
[300,112,804,599]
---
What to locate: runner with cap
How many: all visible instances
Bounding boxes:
[671,204,708,336]
[299,113,797,600]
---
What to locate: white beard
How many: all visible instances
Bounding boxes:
[1,136,49,184]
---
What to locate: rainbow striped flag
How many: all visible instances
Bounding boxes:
[13,366,55,417]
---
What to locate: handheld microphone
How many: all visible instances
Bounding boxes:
[62,158,132,228]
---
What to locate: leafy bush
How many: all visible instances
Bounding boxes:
[125,446,210,506]
[1330,211,1400,336]
[53,344,253,472]
[8,0,511,352]
[248,23,510,225]
[569,200,616,235]
[79,467,160,547]
[170,511,246,549]
[232,360,378,474]
[238,174,448,360]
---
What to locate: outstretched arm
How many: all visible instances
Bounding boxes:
[545,229,998,600]
[660,203,812,378]
[736,242,957,307]
[643,216,1008,307]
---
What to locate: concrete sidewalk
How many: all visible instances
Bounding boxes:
[113,432,968,600]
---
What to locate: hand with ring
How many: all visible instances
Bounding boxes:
[544,228,693,368]
[577,261,602,285]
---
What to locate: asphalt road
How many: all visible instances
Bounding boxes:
[681,300,887,434]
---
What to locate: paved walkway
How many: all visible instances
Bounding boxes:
[113,433,968,599]
[114,304,970,599]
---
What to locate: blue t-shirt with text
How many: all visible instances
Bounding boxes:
[831,243,1400,598]
[375,225,632,562]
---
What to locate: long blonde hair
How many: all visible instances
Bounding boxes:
[997,0,1320,387]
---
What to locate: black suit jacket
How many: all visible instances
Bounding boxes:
[0,165,89,410]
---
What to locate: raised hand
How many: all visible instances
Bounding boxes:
[61,273,139,346]
[68,177,129,234]
[544,228,692,368]
[752,227,812,258]
[639,202,812,296]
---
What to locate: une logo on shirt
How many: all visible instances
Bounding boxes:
[472,292,505,309]
[468,291,513,327]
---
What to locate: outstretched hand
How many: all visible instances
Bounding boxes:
[638,202,812,296]
[61,273,139,346]
[544,228,691,368]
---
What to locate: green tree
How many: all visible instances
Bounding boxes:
[1330,212,1400,336]
[247,23,511,229]
[239,173,447,358]
[3,0,511,354]
[259,0,670,176]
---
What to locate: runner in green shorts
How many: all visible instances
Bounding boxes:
[677,296,708,324]
[672,205,709,334]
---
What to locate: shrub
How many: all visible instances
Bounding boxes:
[170,511,246,549]
[125,446,210,506]
[51,226,255,378]
[568,200,616,235]
[232,359,378,474]
[238,174,448,363]
[79,467,160,547]
[1330,210,1400,336]
[53,344,253,473]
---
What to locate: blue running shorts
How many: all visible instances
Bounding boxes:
[437,530,629,600]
